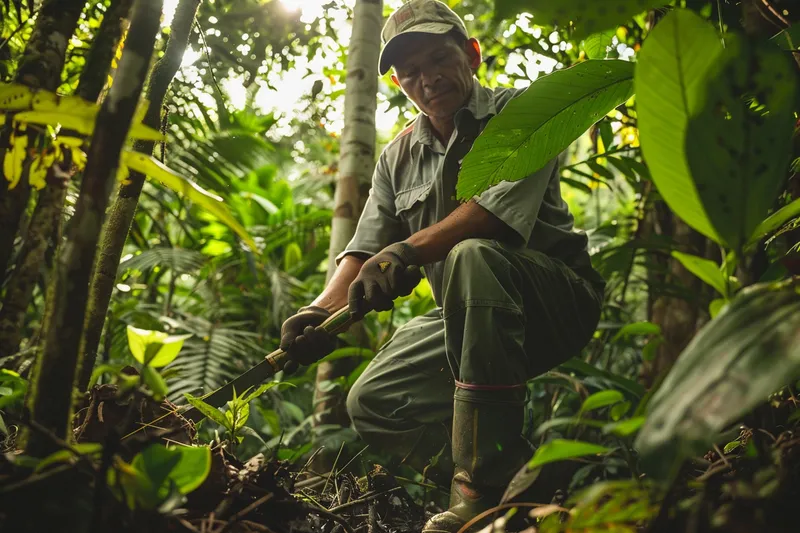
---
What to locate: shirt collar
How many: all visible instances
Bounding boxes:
[409,78,497,149]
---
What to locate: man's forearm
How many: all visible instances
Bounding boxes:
[310,255,365,313]
[405,200,514,265]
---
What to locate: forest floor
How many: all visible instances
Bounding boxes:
[0,385,798,533]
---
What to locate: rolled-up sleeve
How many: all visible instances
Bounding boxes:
[335,156,405,265]
[474,157,558,246]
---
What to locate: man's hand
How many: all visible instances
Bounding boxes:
[279,306,335,374]
[348,242,422,318]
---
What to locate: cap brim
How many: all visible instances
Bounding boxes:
[378,22,455,75]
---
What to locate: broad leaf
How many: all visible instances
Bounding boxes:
[612,321,661,342]
[685,35,798,250]
[636,9,724,243]
[132,444,211,498]
[580,390,624,413]
[603,416,645,437]
[671,251,727,297]
[583,31,616,59]
[122,151,257,251]
[528,439,611,469]
[126,325,191,368]
[494,0,666,40]
[456,60,634,200]
[635,278,800,480]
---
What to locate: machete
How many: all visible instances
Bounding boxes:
[125,306,357,437]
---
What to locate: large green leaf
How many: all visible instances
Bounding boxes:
[685,36,798,251]
[123,151,258,251]
[635,278,800,480]
[635,9,724,243]
[456,60,634,200]
[671,251,727,297]
[494,0,667,40]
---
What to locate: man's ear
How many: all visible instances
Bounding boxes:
[391,73,400,87]
[466,38,482,69]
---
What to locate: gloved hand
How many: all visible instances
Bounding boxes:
[348,242,422,319]
[279,306,335,374]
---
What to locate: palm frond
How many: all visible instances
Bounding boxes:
[163,311,267,402]
[118,247,207,276]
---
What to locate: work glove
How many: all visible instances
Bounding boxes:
[348,242,422,319]
[279,306,335,374]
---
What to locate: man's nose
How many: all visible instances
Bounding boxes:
[420,67,442,88]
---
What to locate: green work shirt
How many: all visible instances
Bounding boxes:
[337,78,599,305]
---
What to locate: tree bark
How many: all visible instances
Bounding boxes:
[312,0,382,464]
[641,204,712,387]
[0,0,87,284]
[0,0,133,359]
[77,0,201,391]
[23,0,163,458]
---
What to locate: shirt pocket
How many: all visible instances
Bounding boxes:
[394,181,434,227]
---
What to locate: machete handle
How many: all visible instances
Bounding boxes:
[262,306,355,373]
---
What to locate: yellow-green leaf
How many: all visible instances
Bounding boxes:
[5,85,163,141]
[3,132,28,189]
[0,82,33,111]
[122,151,257,251]
[126,325,191,368]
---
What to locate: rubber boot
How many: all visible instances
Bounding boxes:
[422,385,529,533]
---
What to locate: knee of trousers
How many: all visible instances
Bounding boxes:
[442,238,516,301]
[443,239,499,277]
[345,374,394,446]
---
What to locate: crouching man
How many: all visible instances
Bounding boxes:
[280,1,606,530]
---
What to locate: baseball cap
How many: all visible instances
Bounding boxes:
[379,0,469,75]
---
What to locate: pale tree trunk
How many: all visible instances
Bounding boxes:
[78,0,201,391]
[0,0,87,285]
[312,0,383,464]
[0,0,133,359]
[24,0,163,458]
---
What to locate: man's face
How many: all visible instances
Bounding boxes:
[392,33,477,119]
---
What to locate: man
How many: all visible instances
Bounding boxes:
[279,1,606,531]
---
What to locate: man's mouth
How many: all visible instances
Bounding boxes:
[427,89,452,104]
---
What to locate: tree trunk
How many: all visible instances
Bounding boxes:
[0,0,87,284]
[23,0,163,458]
[77,0,201,391]
[312,0,382,464]
[0,0,133,359]
[641,204,712,387]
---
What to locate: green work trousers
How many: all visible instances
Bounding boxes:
[345,238,604,474]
